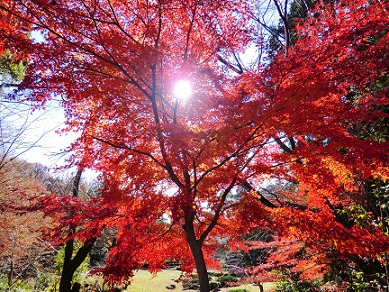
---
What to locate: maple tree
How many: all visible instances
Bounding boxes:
[0,0,388,291]
[247,0,389,288]
[57,168,95,292]
[244,0,389,288]
[0,159,53,289]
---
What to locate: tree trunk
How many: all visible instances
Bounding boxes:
[59,168,93,292]
[59,238,96,292]
[258,283,264,292]
[187,238,210,292]
[184,216,210,292]
[59,260,76,292]
[59,239,80,292]
[7,256,14,290]
[59,272,81,292]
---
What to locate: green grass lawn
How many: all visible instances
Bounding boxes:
[122,269,274,292]
[124,269,184,291]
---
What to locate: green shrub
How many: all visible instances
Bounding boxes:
[274,280,321,292]
[217,274,240,287]
[345,271,381,292]
[33,271,60,291]
[218,274,239,282]
[1,270,61,292]
[210,281,220,290]
[0,274,36,291]
[189,275,199,283]
[182,275,200,290]
[227,289,250,292]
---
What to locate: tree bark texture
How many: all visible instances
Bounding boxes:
[184,216,211,292]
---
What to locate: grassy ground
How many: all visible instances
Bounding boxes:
[122,269,274,292]
[124,269,183,292]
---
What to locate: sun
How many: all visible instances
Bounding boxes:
[174,80,192,100]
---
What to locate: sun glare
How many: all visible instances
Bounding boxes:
[174,80,192,100]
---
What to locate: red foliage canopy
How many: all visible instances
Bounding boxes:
[1,0,388,287]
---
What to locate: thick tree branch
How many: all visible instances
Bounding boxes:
[272,0,291,52]
[199,177,237,244]
[217,54,243,74]
[241,180,278,208]
[91,135,167,170]
[273,135,294,154]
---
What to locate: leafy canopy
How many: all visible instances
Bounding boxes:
[0,0,388,288]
